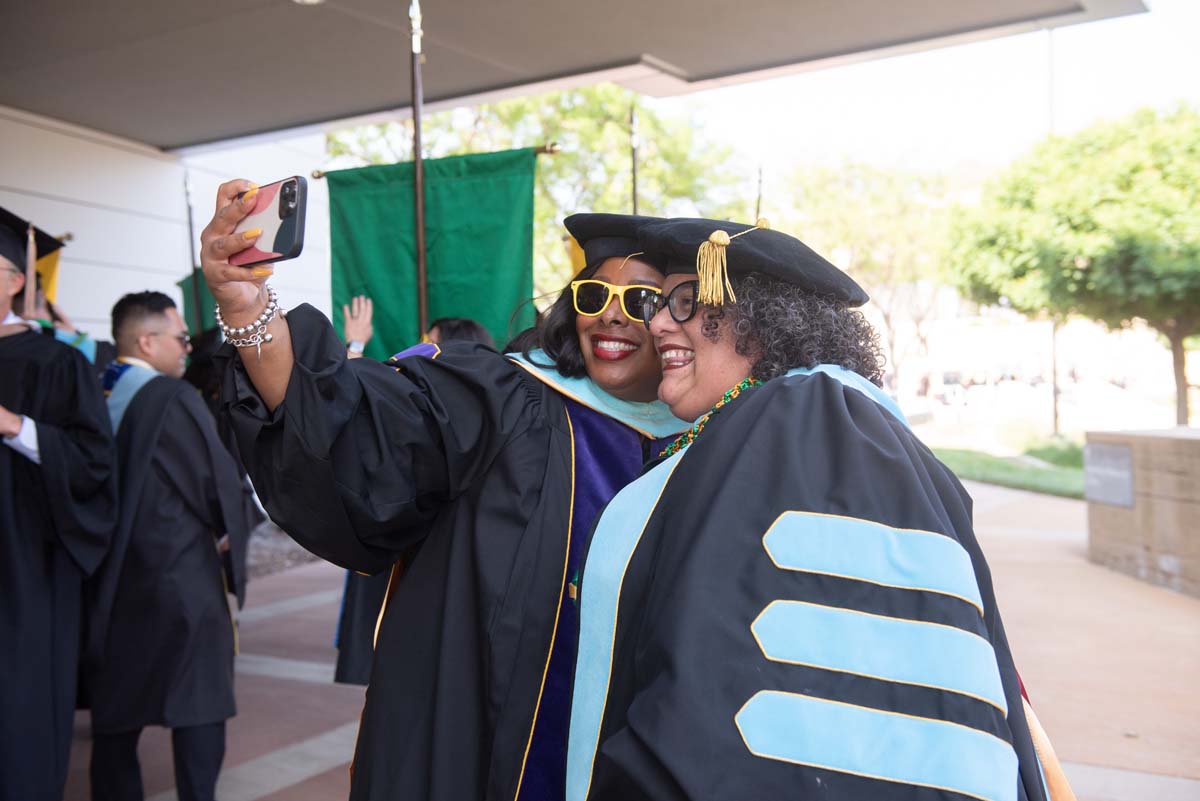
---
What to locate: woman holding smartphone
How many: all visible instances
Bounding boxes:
[200,180,685,801]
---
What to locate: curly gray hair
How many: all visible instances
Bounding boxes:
[701,273,885,385]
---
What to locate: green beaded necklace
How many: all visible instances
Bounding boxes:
[659,376,763,458]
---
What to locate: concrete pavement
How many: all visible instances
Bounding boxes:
[965,480,1200,799]
[63,481,1200,800]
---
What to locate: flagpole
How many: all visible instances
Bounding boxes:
[629,104,639,215]
[754,164,763,221]
[183,172,204,332]
[410,0,429,334]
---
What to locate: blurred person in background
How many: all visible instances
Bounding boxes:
[343,293,373,359]
[0,208,117,801]
[427,316,495,348]
[14,272,116,378]
[84,291,253,801]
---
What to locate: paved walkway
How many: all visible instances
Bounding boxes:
[64,482,1200,801]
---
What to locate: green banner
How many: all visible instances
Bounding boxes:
[177,268,216,333]
[327,148,537,358]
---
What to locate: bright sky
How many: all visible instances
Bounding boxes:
[655,0,1200,179]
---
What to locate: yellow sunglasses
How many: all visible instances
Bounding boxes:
[570,280,663,324]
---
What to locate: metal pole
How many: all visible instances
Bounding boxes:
[1047,28,1060,436]
[754,164,763,221]
[410,0,429,334]
[1047,27,1056,136]
[1051,317,1060,436]
[183,172,204,332]
[629,105,639,214]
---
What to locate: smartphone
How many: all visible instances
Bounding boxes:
[230,176,307,267]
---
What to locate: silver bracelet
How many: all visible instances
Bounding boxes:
[215,285,280,361]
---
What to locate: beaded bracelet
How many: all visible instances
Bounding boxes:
[214,285,280,361]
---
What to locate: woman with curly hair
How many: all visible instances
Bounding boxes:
[200,181,688,801]
[565,219,1064,801]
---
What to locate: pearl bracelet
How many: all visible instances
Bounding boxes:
[215,285,280,361]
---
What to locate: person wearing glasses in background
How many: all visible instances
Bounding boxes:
[200,180,688,801]
[0,208,117,801]
[83,291,254,801]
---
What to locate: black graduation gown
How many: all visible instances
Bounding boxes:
[84,376,251,733]
[0,330,117,801]
[218,305,684,801]
[568,368,1049,801]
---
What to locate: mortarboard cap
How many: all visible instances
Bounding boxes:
[636,217,868,307]
[563,213,668,272]
[0,206,66,271]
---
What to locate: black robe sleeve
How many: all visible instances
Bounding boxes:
[218,304,539,575]
[34,344,118,577]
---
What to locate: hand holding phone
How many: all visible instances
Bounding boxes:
[229,176,307,267]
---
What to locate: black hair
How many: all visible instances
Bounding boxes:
[714,273,885,386]
[428,317,495,348]
[181,327,224,412]
[508,262,601,377]
[111,290,177,342]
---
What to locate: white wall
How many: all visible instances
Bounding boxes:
[0,105,191,340]
[180,135,332,319]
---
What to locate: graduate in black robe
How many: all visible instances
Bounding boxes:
[202,188,686,801]
[84,292,251,801]
[0,210,117,801]
[567,219,1060,801]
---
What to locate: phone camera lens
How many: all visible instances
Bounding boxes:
[279,181,298,218]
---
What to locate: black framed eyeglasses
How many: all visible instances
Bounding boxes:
[637,280,699,328]
[571,280,663,323]
[150,331,192,348]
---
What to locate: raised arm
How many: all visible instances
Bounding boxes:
[200,179,293,410]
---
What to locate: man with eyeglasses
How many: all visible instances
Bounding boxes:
[0,208,118,801]
[84,291,253,801]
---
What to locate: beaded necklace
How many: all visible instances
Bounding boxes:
[659,376,763,458]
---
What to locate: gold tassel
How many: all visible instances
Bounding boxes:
[694,219,771,307]
[696,230,734,306]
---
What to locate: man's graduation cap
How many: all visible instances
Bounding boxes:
[0,206,68,314]
[563,213,668,272]
[636,217,868,307]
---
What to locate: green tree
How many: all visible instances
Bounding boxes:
[327,84,744,300]
[951,106,1200,425]
[780,164,950,390]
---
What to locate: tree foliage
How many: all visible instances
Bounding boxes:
[780,163,950,388]
[327,84,744,298]
[950,106,1200,423]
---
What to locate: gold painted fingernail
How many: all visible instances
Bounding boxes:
[242,187,259,204]
[251,267,274,278]
[242,227,262,241]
